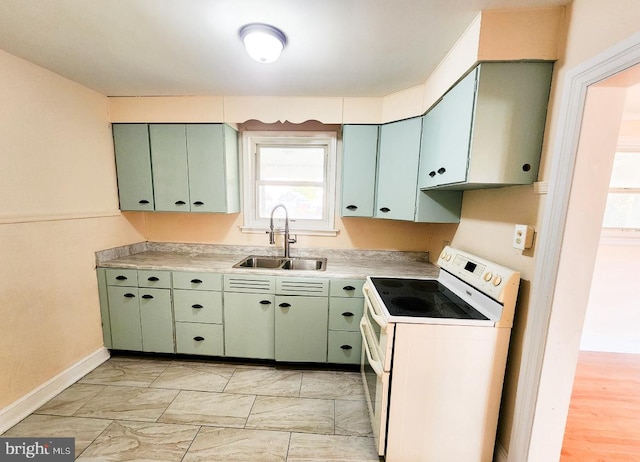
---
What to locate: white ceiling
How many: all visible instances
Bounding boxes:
[0,0,569,97]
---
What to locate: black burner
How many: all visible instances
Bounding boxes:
[369,277,488,321]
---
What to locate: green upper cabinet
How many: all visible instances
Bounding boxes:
[112,123,240,213]
[149,124,191,212]
[112,124,155,211]
[341,125,379,217]
[375,117,423,221]
[419,62,553,190]
[186,124,240,213]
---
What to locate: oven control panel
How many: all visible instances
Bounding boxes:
[438,246,520,304]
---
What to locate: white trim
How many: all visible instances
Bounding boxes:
[508,31,640,462]
[580,336,640,355]
[0,347,110,434]
[0,210,121,225]
[239,226,339,237]
[599,228,640,245]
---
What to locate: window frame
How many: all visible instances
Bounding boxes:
[241,130,338,236]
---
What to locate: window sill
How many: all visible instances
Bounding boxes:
[240,226,339,237]
[600,228,640,245]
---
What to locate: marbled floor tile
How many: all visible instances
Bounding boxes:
[159,390,255,427]
[223,367,303,397]
[76,420,199,461]
[300,370,365,401]
[74,385,179,422]
[35,383,105,416]
[245,396,334,434]
[150,362,236,392]
[335,399,373,437]
[183,427,290,462]
[287,432,379,461]
[2,414,112,456]
[79,357,171,387]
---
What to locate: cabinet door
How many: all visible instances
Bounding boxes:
[186,124,226,213]
[139,288,174,353]
[419,69,477,188]
[275,296,328,363]
[112,124,155,211]
[149,124,191,212]
[224,293,275,360]
[341,125,378,217]
[107,286,142,351]
[375,118,423,220]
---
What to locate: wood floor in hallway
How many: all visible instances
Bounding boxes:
[561,351,640,462]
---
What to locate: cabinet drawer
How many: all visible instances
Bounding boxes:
[172,272,222,291]
[276,277,329,296]
[175,322,224,356]
[224,274,275,293]
[138,270,172,289]
[329,279,365,298]
[174,290,222,324]
[105,269,138,287]
[328,331,362,365]
[329,298,364,331]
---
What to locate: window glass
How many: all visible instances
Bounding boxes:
[603,151,640,229]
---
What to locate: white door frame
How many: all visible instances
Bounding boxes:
[508,31,640,461]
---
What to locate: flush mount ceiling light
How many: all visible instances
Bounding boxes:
[239,23,287,64]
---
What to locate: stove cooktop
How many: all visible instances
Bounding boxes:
[369,277,489,321]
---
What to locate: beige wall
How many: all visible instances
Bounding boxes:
[0,50,144,410]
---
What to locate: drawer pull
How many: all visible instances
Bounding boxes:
[346,205,358,211]
[429,171,436,177]
[124,293,136,298]
[341,311,355,317]
[193,336,205,342]
[437,167,446,175]
[379,207,390,213]
[260,300,272,305]
[343,285,356,291]
[279,303,291,308]
[138,199,150,204]
[147,276,160,282]
[191,279,203,284]
[115,275,128,281]
[192,304,203,309]
[340,345,353,350]
[175,200,186,205]
[193,201,205,206]
[141,294,154,299]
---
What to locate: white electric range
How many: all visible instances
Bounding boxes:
[360,246,520,461]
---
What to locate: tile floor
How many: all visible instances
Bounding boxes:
[3,355,380,461]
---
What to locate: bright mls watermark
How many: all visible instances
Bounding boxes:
[0,438,73,461]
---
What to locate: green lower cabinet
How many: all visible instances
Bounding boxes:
[175,322,224,356]
[327,331,362,365]
[174,289,223,324]
[107,286,143,351]
[139,288,174,353]
[275,295,328,363]
[224,293,275,360]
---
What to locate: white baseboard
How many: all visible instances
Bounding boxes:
[580,335,640,354]
[0,347,110,434]
[494,441,508,462]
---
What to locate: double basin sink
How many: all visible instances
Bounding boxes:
[233,255,327,271]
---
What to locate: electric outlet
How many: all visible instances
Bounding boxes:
[513,224,535,250]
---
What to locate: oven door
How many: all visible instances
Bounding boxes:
[360,312,391,456]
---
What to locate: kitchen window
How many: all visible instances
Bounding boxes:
[241,131,338,235]
[602,151,640,229]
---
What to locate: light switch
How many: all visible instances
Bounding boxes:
[513,224,535,250]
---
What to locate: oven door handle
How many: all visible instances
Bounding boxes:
[360,318,383,376]
[363,285,387,329]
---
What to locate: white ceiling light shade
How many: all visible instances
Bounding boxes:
[239,23,287,63]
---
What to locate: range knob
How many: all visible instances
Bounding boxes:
[492,275,503,286]
[483,272,493,282]
[440,251,451,261]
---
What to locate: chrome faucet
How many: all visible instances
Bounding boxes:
[268,204,297,258]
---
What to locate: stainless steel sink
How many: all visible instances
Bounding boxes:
[233,255,327,271]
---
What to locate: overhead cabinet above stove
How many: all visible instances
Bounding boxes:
[419,61,553,190]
